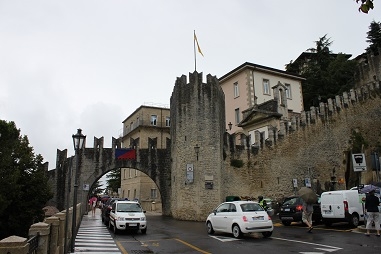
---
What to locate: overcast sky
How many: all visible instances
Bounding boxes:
[1,0,380,169]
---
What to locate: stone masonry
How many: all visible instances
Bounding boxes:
[47,61,381,221]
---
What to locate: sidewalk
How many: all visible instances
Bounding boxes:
[73,208,121,254]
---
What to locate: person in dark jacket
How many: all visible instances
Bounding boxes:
[365,190,380,236]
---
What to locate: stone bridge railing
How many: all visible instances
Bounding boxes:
[0,203,83,254]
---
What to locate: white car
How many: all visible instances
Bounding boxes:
[206,201,273,238]
[109,200,147,234]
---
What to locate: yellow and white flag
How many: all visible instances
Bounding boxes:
[194,32,204,57]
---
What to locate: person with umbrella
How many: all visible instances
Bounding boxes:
[299,187,317,232]
[364,189,380,236]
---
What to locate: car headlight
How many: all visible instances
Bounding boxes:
[116,217,125,221]
[141,217,146,221]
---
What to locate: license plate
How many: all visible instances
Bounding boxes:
[252,216,264,221]
[285,208,290,212]
[324,211,332,214]
[128,223,138,226]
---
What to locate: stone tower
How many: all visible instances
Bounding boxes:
[170,71,226,221]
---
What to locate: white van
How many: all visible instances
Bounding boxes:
[320,190,365,227]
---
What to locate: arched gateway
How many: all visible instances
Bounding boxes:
[48,71,224,221]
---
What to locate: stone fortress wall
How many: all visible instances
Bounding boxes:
[220,51,381,206]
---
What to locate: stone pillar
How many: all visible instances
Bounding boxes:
[327,98,334,115]
[343,91,349,107]
[29,222,50,254]
[0,236,29,254]
[335,95,342,111]
[45,216,60,254]
[54,211,67,254]
[310,106,316,123]
[254,131,260,147]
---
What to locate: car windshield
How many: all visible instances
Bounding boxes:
[283,197,299,206]
[117,203,142,212]
[240,203,264,212]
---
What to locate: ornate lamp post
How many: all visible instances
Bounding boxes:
[71,128,86,253]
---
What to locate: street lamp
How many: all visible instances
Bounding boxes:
[71,128,86,253]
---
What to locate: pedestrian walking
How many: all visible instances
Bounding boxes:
[89,195,98,217]
[364,189,380,236]
[302,201,314,232]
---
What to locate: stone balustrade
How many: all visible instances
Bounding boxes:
[0,203,82,254]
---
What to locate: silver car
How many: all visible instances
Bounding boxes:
[206,201,273,238]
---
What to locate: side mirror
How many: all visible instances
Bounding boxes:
[143,210,146,213]
[213,209,217,215]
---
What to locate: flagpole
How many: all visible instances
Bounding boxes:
[194,30,197,71]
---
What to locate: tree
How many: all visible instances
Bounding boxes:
[0,120,53,239]
[286,35,357,109]
[366,21,381,55]
[90,180,105,196]
[106,169,121,195]
[357,0,374,13]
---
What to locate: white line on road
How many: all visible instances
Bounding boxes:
[272,237,342,253]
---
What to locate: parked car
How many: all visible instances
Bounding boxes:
[320,190,366,227]
[205,200,273,238]
[278,196,321,226]
[101,197,125,225]
[108,200,147,234]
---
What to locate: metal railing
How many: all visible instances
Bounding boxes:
[27,233,39,254]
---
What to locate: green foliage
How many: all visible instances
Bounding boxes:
[90,180,105,196]
[106,169,121,193]
[0,120,53,239]
[356,0,374,13]
[230,159,244,168]
[286,35,357,109]
[366,21,381,55]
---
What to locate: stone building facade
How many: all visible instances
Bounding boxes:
[120,105,170,211]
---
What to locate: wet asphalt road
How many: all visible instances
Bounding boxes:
[110,213,381,254]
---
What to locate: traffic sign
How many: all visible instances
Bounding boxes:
[352,153,367,172]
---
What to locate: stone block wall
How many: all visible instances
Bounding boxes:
[220,82,381,207]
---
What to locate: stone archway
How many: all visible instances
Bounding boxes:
[48,136,171,215]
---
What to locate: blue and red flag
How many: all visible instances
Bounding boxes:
[115,148,136,160]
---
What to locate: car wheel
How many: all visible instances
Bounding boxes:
[350,214,359,227]
[206,221,214,234]
[282,221,291,226]
[141,228,147,234]
[232,224,242,238]
[262,231,272,238]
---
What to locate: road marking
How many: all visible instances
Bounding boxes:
[116,240,128,254]
[209,235,241,242]
[175,238,212,254]
[272,237,342,253]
